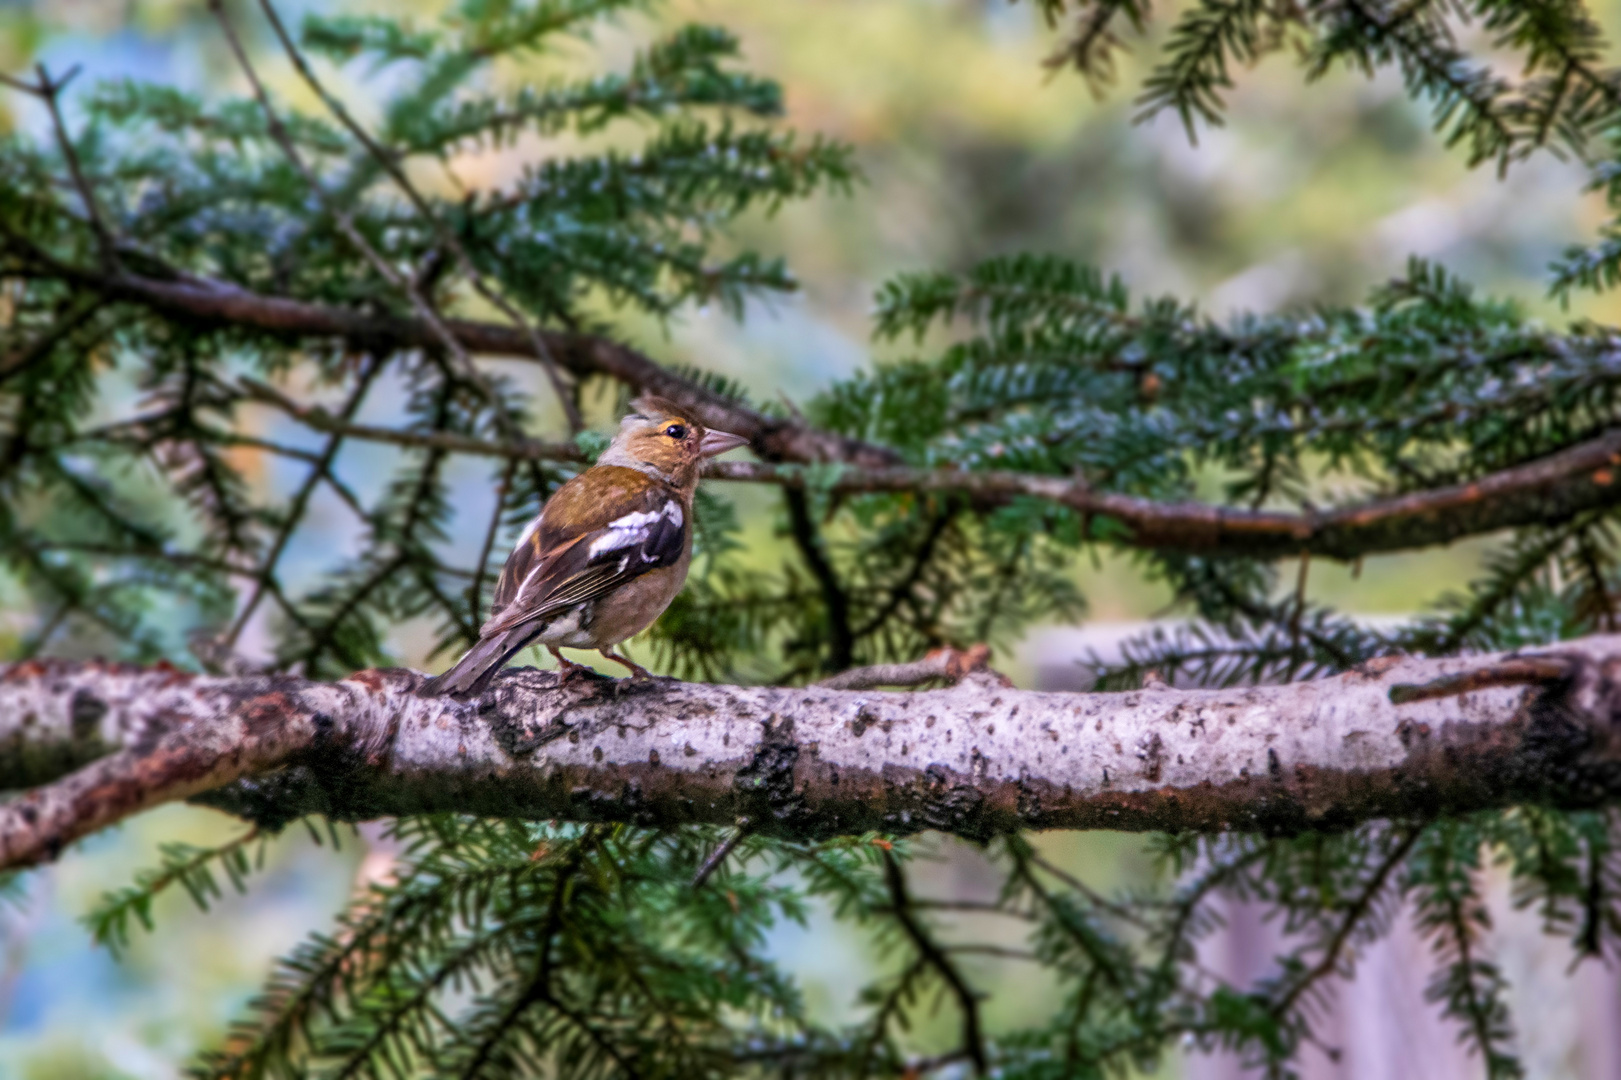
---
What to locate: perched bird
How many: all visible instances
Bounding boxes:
[421,396,748,696]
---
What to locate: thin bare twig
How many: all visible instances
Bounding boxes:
[1389,655,1574,704]
[691,817,752,888]
[942,944,1042,962]
[815,644,1008,691]
[224,356,385,648]
[785,487,854,673]
[470,457,518,631]
[906,898,1037,919]
[33,65,120,270]
[238,377,585,463]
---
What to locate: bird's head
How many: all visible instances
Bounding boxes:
[598,395,749,488]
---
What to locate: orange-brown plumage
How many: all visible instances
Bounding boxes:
[420,396,747,696]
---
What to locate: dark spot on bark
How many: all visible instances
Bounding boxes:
[1397,719,1431,749]
[1506,671,1621,806]
[594,746,604,762]
[649,748,660,767]
[70,690,106,742]
[1268,746,1282,781]
[734,715,809,829]
[19,803,36,824]
[684,743,697,757]
[1016,775,1043,818]
[188,765,333,831]
[564,775,657,826]
[483,681,573,757]
[904,764,991,841]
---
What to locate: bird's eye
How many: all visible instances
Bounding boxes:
[664,423,687,441]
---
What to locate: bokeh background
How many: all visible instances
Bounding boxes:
[1,0,1618,1075]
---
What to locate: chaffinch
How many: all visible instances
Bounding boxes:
[422,396,748,696]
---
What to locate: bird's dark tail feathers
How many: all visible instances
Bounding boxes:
[419,627,533,697]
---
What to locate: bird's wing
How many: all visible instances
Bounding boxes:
[480,469,687,638]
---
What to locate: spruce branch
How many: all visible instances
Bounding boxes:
[1266,826,1422,1021]
[31,257,893,468]
[216,366,1621,563]
[224,356,384,650]
[85,827,267,957]
[881,848,988,1075]
[251,0,585,434]
[783,486,855,672]
[206,0,552,473]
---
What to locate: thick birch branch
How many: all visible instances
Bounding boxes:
[5,638,1621,869]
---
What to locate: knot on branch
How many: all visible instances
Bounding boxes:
[1386,643,1621,808]
[1560,652,1621,735]
[1511,651,1621,806]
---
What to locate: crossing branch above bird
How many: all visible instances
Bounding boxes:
[44,259,1621,563]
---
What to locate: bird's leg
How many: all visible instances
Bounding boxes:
[547,646,595,679]
[599,647,653,680]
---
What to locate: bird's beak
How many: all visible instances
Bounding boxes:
[699,428,750,458]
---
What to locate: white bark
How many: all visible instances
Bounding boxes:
[1,636,1620,869]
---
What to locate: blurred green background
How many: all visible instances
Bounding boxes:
[0,0,1615,1075]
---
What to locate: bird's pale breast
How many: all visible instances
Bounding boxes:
[535,548,691,649]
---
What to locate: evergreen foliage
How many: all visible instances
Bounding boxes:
[5,0,1621,1074]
